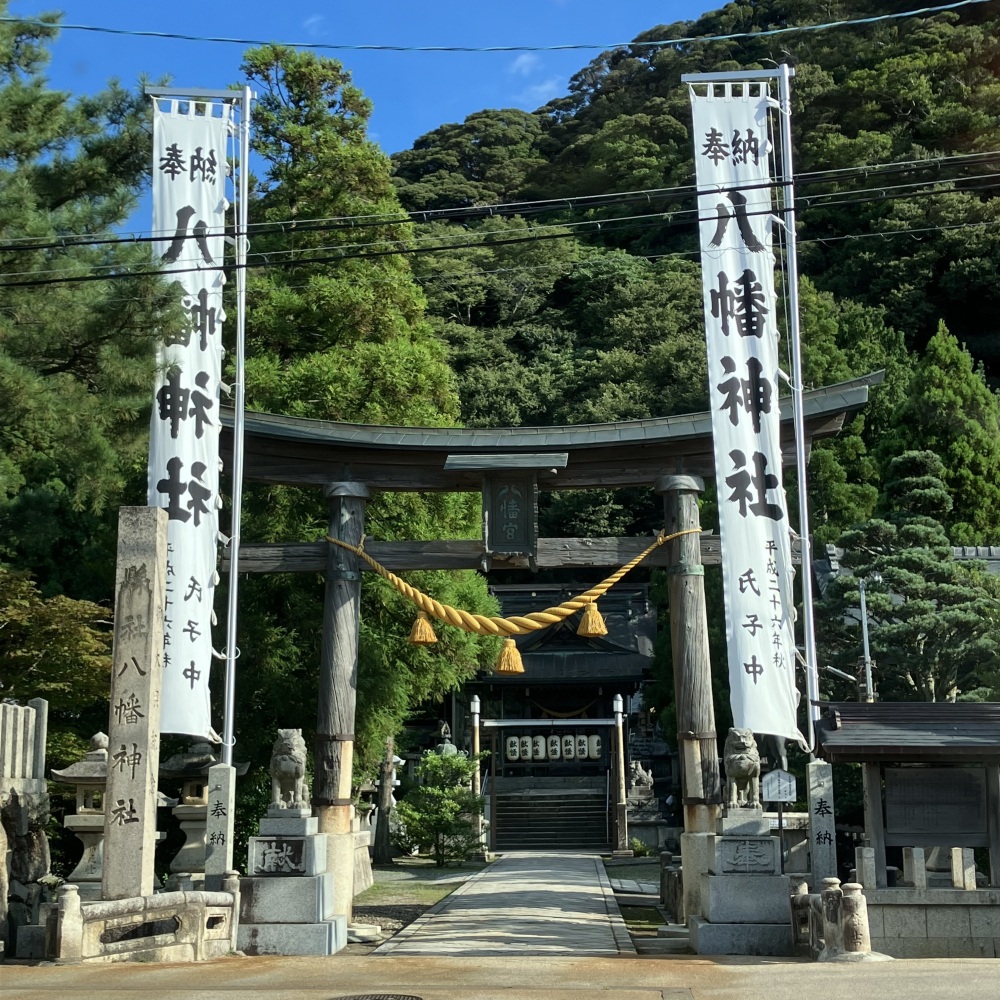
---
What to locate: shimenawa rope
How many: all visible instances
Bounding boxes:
[324,527,702,637]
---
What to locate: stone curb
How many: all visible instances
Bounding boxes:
[595,857,638,956]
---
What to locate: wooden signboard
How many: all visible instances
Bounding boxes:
[884,766,988,847]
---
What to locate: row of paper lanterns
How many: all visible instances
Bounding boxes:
[505,734,603,762]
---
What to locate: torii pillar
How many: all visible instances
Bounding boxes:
[656,474,722,922]
[316,481,369,922]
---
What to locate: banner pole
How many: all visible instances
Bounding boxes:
[777,64,819,751]
[221,85,252,766]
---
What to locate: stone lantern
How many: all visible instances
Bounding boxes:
[51,733,108,900]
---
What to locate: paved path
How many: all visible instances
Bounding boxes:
[375,851,635,957]
[6,952,997,999]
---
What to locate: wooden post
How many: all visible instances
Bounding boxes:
[986,762,1000,887]
[656,475,722,832]
[315,481,369,921]
[372,737,395,865]
[862,761,887,888]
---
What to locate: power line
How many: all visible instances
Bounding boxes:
[0,1,991,54]
[1,186,996,291]
[1,148,995,256]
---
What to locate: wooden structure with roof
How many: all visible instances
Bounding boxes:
[217,373,880,902]
[816,701,1000,888]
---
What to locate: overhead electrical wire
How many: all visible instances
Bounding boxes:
[1,173,998,290]
[0,1,991,54]
[1,148,995,256]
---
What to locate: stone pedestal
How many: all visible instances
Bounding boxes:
[690,807,793,956]
[237,807,346,956]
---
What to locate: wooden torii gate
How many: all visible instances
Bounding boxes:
[222,372,881,921]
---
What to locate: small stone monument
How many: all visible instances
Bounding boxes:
[688,728,793,956]
[51,734,109,901]
[237,729,346,956]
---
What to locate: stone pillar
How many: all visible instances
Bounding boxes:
[855,846,877,889]
[102,507,167,900]
[902,847,927,889]
[807,759,837,884]
[613,695,631,855]
[656,475,721,920]
[204,763,236,892]
[840,882,872,955]
[53,884,83,964]
[951,847,976,890]
[819,877,844,960]
[316,482,369,923]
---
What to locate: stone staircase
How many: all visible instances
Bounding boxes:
[491,788,611,851]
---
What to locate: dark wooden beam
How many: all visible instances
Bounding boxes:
[223,535,805,573]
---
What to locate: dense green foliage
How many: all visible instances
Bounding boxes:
[395,750,484,867]
[234,46,499,785]
[4,1,1000,869]
[817,451,1000,702]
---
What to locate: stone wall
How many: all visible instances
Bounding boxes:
[864,887,1000,958]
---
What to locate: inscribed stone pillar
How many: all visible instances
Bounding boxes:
[316,482,369,921]
[102,506,167,900]
[807,759,837,884]
[204,763,236,892]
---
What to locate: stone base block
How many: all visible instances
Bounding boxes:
[719,807,769,836]
[14,924,46,959]
[240,873,334,924]
[248,833,328,877]
[708,835,781,875]
[700,873,791,923]
[238,916,347,956]
[259,815,319,836]
[689,915,794,956]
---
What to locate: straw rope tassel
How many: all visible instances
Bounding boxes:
[408,610,438,645]
[577,599,608,638]
[325,527,701,638]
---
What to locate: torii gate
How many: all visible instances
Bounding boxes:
[222,371,881,921]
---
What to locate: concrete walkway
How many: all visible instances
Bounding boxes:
[375,851,634,957]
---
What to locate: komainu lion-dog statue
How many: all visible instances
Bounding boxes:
[723,727,761,809]
[269,728,310,809]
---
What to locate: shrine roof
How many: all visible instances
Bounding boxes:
[815,701,1000,762]
[220,371,882,492]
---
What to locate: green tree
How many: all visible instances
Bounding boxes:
[232,46,498,787]
[395,750,484,867]
[0,568,111,766]
[817,451,999,703]
[0,8,181,600]
[880,324,1000,544]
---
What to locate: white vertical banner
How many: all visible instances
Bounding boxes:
[688,80,803,744]
[148,100,231,738]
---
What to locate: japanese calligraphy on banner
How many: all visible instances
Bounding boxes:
[689,80,804,744]
[147,100,231,738]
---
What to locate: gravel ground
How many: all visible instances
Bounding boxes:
[348,859,487,946]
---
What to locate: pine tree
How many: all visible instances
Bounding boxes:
[817,451,999,702]
[0,8,182,600]
[880,324,1000,544]
[232,46,498,781]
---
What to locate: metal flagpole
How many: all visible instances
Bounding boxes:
[221,84,252,767]
[776,64,820,751]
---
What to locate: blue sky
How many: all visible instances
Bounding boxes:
[21,1,714,155]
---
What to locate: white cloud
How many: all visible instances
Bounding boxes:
[515,77,564,108]
[303,15,325,38]
[508,53,540,77]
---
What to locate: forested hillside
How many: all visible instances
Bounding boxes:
[4,0,1000,825]
[393,0,1000,550]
